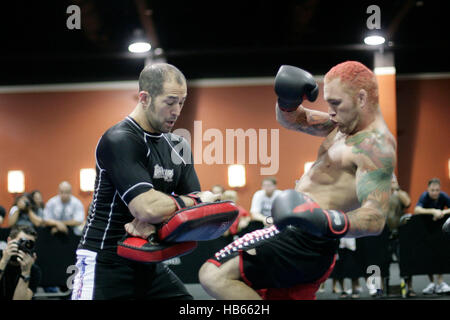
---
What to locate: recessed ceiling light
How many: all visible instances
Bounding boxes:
[128,42,151,53]
[364,35,386,46]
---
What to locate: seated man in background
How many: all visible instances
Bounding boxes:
[414,177,450,295]
[250,177,281,227]
[44,181,85,235]
[0,225,41,300]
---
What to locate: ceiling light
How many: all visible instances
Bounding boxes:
[364,35,386,46]
[128,42,151,53]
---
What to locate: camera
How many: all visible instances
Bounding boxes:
[22,199,30,210]
[10,238,35,262]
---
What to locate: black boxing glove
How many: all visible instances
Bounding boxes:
[271,189,350,239]
[274,65,319,112]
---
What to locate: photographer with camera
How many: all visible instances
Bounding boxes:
[7,194,43,228]
[0,225,41,300]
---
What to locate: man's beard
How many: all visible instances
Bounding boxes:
[147,101,165,133]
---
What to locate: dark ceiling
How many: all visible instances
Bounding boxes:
[1,0,449,85]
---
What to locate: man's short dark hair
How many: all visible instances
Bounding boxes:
[138,63,186,99]
[9,225,38,240]
[428,178,441,186]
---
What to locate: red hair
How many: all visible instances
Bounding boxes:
[324,61,378,106]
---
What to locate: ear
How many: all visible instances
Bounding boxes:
[138,91,151,108]
[358,89,368,108]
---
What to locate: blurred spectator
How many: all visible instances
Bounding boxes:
[7,194,43,228]
[330,238,362,299]
[387,174,415,296]
[211,185,225,199]
[30,190,45,219]
[387,174,411,234]
[0,225,41,300]
[414,178,450,295]
[337,278,361,299]
[250,177,281,227]
[0,205,5,226]
[221,190,251,237]
[43,181,85,235]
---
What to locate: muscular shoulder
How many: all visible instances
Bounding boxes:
[102,120,143,146]
[346,127,396,205]
[97,121,145,159]
[346,127,396,170]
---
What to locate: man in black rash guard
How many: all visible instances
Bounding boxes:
[71,63,219,300]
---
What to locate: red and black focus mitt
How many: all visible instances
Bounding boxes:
[117,235,197,263]
[117,200,239,263]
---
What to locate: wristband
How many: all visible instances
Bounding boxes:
[170,194,186,210]
[185,192,202,205]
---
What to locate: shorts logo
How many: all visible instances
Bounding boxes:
[214,226,279,261]
[153,164,174,182]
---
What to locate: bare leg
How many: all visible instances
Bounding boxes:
[199,251,262,300]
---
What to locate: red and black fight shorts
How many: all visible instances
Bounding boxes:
[207,225,337,300]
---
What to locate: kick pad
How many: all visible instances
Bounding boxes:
[158,201,239,242]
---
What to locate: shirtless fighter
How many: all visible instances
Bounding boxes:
[199,61,397,300]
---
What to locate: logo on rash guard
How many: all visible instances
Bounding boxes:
[153,164,174,182]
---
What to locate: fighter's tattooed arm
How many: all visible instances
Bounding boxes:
[276,104,336,137]
[344,130,397,238]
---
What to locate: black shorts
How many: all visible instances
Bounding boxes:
[71,249,193,300]
[208,226,337,289]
